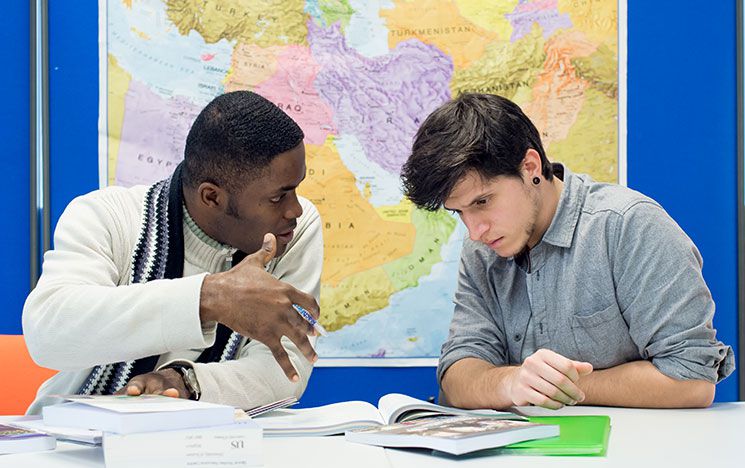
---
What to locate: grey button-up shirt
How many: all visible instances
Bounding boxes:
[438,165,735,386]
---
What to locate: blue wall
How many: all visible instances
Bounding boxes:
[0,2,30,335]
[626,1,739,401]
[41,1,739,403]
[48,1,99,229]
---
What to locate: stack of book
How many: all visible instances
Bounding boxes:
[36,394,262,468]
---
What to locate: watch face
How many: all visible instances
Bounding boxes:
[186,369,199,388]
[180,367,200,399]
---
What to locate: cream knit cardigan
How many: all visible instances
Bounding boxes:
[23,184,322,414]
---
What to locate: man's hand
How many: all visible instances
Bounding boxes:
[506,349,593,410]
[115,368,188,398]
[199,233,319,382]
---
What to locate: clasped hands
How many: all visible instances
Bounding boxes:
[505,349,593,409]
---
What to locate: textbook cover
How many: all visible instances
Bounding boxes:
[345,416,559,456]
[103,420,262,468]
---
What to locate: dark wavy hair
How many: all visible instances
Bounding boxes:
[401,93,552,211]
[183,91,304,191]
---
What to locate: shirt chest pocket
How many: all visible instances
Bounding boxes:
[570,302,640,370]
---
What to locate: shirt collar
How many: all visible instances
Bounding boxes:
[540,163,584,249]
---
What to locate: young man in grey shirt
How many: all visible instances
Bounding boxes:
[401,93,734,409]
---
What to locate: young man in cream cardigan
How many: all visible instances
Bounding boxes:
[23,91,323,413]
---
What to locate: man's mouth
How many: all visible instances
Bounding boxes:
[487,237,504,248]
[276,225,297,244]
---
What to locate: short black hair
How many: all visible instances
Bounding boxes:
[183,91,304,190]
[401,93,552,211]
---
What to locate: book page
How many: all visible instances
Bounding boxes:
[377,393,521,424]
[377,393,428,423]
[244,397,298,417]
[253,401,384,435]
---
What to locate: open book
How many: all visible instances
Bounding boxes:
[252,393,524,437]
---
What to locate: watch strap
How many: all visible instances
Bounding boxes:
[163,364,201,400]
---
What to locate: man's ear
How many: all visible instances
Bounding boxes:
[197,182,228,212]
[522,149,543,180]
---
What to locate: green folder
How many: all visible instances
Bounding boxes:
[500,415,611,456]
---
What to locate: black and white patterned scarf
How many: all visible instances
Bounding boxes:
[77,163,244,395]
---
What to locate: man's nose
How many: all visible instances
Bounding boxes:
[463,213,488,241]
[285,192,303,219]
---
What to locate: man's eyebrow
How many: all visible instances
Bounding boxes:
[274,173,306,193]
[446,191,492,211]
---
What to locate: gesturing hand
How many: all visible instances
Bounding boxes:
[507,349,593,410]
[200,233,320,382]
[114,369,188,399]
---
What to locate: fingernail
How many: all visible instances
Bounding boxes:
[569,400,577,406]
[292,374,299,382]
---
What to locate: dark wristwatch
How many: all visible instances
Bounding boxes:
[166,365,201,400]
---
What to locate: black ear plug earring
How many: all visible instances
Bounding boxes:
[532,177,540,185]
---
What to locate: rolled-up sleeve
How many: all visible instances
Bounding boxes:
[437,242,508,386]
[612,201,735,383]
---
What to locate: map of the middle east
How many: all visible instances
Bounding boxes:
[101,0,624,364]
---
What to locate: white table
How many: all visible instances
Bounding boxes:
[2,403,743,467]
[386,403,745,467]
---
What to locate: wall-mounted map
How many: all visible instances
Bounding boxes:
[101,0,624,365]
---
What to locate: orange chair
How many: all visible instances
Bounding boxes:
[0,335,57,415]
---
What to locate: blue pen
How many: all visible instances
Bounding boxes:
[292,304,328,337]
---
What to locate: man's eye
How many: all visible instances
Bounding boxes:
[270,194,286,203]
[475,198,487,206]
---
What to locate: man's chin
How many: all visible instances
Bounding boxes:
[274,243,288,257]
[486,241,522,258]
[491,249,516,259]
